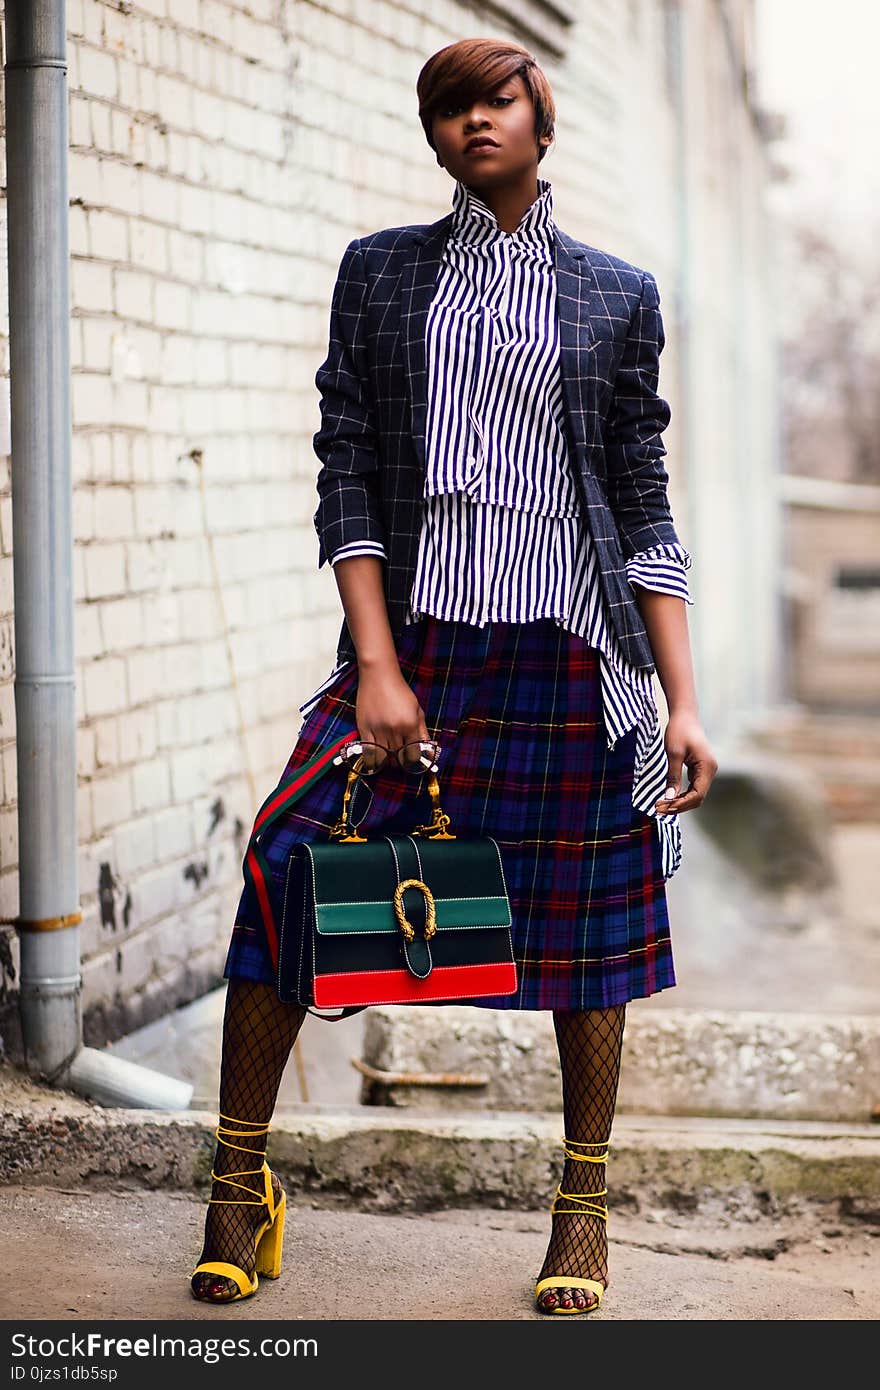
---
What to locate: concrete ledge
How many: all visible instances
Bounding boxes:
[360,1005,880,1122]
[1,1068,878,1219]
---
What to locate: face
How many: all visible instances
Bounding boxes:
[431,71,551,189]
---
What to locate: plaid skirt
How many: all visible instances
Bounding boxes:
[224,615,676,1012]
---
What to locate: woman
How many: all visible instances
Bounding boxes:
[191,36,718,1316]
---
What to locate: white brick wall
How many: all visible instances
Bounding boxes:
[0,0,776,1043]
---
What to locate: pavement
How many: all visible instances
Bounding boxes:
[1,1185,877,1320]
[1,1058,879,1321]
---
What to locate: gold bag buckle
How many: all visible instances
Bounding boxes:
[392,878,437,942]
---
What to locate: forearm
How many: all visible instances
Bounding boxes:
[331,554,399,672]
[331,556,430,750]
[631,588,699,716]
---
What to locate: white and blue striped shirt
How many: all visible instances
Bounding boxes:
[318,177,694,878]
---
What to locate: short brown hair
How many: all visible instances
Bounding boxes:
[417,37,556,163]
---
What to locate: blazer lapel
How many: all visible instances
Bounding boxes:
[553,227,599,452]
[400,214,454,472]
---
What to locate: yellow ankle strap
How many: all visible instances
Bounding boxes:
[209,1113,273,1207]
[208,1164,270,1206]
[215,1114,271,1152]
[552,1186,609,1221]
[217,1112,270,1136]
[554,1136,609,1220]
[562,1135,610,1164]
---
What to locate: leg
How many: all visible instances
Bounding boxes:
[536,1004,626,1312]
[191,978,308,1301]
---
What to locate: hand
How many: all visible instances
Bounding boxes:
[654,709,718,814]
[355,661,430,754]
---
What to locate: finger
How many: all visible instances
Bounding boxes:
[657,787,700,814]
[378,724,409,749]
[656,760,713,812]
[662,750,684,803]
[686,760,716,800]
[655,771,690,811]
[354,711,376,743]
[389,729,425,752]
[393,712,430,747]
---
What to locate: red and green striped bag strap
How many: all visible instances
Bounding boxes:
[242,730,352,973]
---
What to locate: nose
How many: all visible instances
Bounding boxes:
[463,107,491,130]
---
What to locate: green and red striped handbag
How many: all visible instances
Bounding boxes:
[241,737,517,1019]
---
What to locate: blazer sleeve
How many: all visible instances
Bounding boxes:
[312,238,388,568]
[601,270,685,559]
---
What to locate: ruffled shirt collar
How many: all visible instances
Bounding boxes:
[449,175,555,252]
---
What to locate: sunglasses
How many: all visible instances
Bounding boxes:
[332,738,442,777]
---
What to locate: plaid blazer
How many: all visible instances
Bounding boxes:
[312,212,685,673]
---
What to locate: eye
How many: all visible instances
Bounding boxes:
[440,95,515,118]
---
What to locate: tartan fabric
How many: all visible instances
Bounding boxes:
[225,616,676,1013]
[312,217,684,676]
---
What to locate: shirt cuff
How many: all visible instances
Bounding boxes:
[328,541,388,566]
[625,542,694,604]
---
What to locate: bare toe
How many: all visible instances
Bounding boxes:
[191,1273,238,1302]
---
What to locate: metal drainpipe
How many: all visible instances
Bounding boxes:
[5,3,191,1109]
[6,0,80,1082]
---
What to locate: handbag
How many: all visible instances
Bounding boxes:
[240,732,517,1020]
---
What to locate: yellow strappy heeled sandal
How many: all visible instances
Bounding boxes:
[191,1114,286,1303]
[535,1136,609,1315]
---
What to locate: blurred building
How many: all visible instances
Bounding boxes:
[781,475,880,712]
[0,0,780,1047]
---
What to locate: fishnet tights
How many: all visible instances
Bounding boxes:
[191,979,307,1302]
[536,1004,626,1311]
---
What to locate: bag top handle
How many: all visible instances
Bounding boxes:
[328,764,456,843]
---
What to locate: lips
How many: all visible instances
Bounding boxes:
[464,137,499,152]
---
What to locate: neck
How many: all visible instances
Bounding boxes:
[463,169,544,234]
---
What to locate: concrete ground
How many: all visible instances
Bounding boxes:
[2,1060,878,1322]
[1,1185,877,1321]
